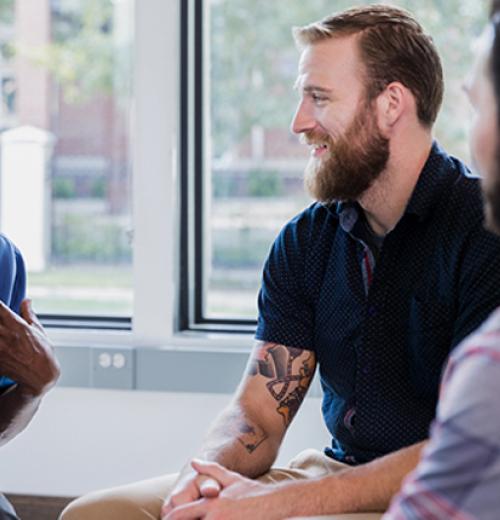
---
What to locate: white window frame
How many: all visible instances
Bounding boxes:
[47,0,254,352]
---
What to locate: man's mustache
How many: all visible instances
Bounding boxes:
[299,131,332,147]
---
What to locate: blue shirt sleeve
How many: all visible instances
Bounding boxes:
[0,235,26,313]
[255,211,315,350]
[10,246,26,315]
[0,236,27,388]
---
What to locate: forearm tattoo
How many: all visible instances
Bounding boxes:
[249,343,314,427]
[236,420,268,454]
[225,409,268,454]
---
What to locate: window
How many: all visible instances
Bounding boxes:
[0,0,133,327]
[181,0,487,331]
[0,0,489,342]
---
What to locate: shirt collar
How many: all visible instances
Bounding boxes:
[404,141,459,222]
[335,201,359,233]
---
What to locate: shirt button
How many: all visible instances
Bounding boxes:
[368,305,377,316]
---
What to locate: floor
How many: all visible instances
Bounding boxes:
[5,494,73,520]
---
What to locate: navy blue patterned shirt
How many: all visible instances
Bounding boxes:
[255,142,500,465]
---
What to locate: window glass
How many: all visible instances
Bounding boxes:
[205,0,486,320]
[0,0,133,317]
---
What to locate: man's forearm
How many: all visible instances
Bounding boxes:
[0,385,42,446]
[186,404,281,480]
[276,441,426,517]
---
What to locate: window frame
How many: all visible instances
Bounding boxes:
[179,0,259,333]
[46,0,180,347]
[42,0,258,349]
[20,1,135,332]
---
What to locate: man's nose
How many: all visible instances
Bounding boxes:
[291,100,315,134]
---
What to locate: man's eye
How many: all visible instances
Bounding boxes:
[311,93,327,104]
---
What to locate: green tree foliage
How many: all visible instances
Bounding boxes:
[43,0,114,102]
[247,169,282,197]
[0,0,14,25]
[53,213,131,263]
[29,0,113,102]
[17,0,130,104]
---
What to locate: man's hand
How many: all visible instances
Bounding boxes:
[161,468,222,518]
[162,342,316,519]
[0,299,60,396]
[163,460,286,520]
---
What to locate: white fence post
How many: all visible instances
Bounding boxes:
[0,125,55,272]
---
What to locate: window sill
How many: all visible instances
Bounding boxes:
[50,328,322,396]
[50,327,254,394]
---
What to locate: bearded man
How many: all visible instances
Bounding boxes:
[61,5,500,520]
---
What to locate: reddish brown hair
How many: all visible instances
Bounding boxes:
[293,4,444,126]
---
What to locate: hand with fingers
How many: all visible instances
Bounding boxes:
[161,467,222,519]
[0,299,60,397]
[163,460,284,520]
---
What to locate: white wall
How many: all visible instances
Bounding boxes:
[0,388,329,497]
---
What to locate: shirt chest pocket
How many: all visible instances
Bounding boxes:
[406,295,454,397]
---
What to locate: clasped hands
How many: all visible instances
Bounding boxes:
[162,460,285,520]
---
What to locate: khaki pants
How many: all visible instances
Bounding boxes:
[59,449,383,520]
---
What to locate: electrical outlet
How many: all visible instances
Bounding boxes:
[91,346,135,389]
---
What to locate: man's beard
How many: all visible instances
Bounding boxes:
[483,147,500,234]
[303,100,390,203]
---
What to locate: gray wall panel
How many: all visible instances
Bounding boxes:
[136,348,249,393]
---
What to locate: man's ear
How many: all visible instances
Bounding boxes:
[375,82,407,134]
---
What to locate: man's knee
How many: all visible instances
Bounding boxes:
[59,474,178,520]
[59,493,113,520]
[60,493,146,520]
[287,448,324,468]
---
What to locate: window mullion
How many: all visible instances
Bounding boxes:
[132,0,179,345]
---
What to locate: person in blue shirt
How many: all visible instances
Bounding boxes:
[61,5,500,520]
[0,235,60,520]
